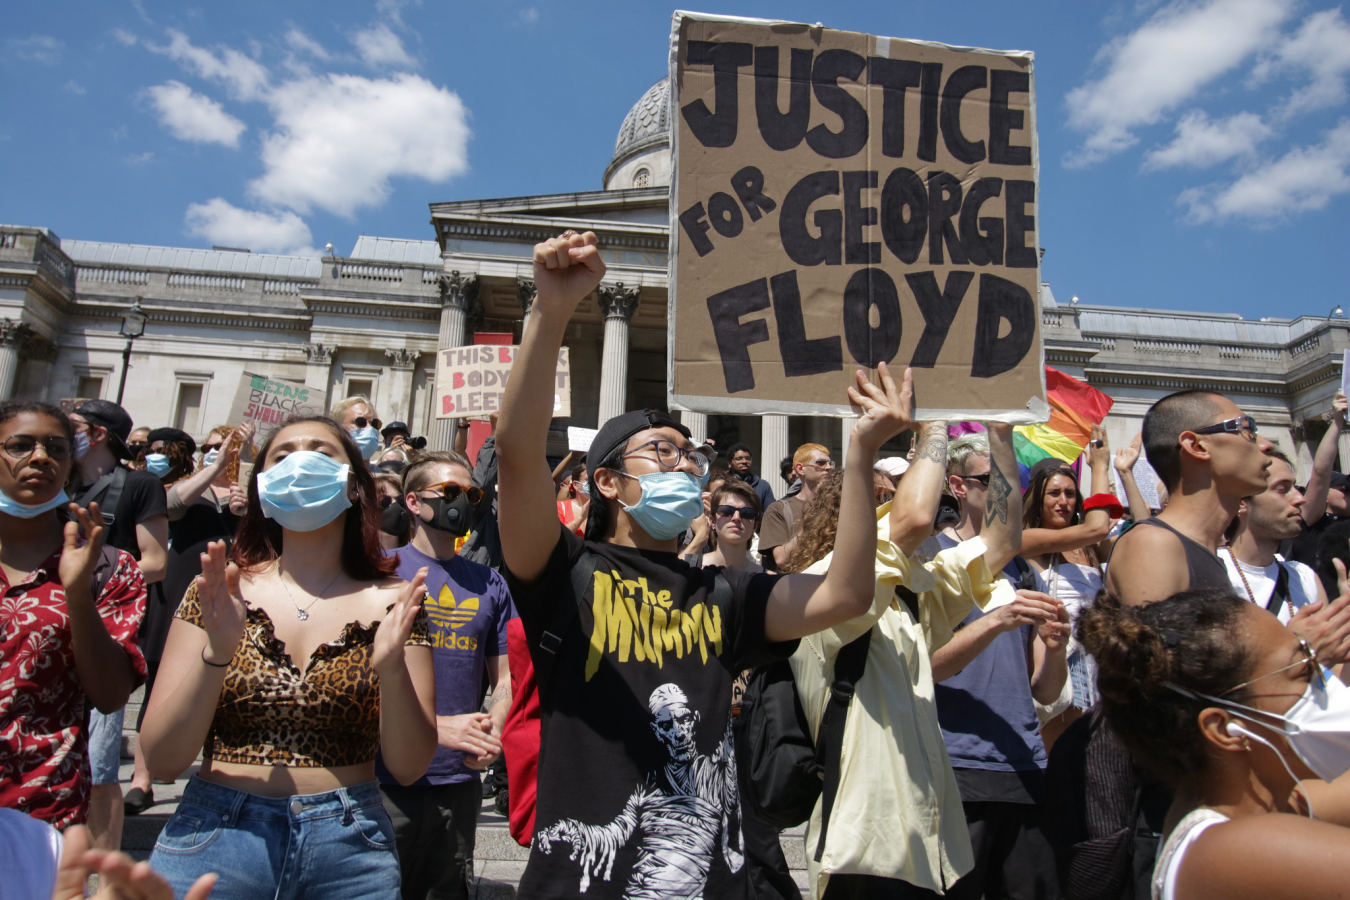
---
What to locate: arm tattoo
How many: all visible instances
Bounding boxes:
[915,430,948,465]
[984,462,1013,528]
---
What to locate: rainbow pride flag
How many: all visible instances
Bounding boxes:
[950,366,1114,489]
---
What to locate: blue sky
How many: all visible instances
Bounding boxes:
[3,0,1348,321]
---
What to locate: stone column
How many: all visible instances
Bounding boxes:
[0,320,33,401]
[429,272,479,450]
[597,283,639,425]
[302,343,334,400]
[517,277,537,343]
[1338,427,1350,475]
[763,414,789,499]
[1293,423,1315,485]
[680,411,708,443]
[384,349,420,425]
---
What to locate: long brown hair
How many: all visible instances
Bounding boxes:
[785,471,844,573]
[231,415,396,580]
[1023,464,1098,567]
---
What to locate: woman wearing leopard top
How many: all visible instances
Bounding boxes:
[140,416,436,899]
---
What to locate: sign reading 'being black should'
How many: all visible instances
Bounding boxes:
[669,12,1047,421]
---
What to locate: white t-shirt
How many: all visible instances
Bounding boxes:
[0,808,62,900]
[1221,550,1320,624]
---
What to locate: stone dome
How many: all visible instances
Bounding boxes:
[603,78,672,191]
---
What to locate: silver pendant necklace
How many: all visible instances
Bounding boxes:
[277,565,345,620]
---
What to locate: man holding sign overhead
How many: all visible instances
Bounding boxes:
[495,225,915,900]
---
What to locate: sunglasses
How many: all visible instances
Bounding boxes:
[420,480,484,506]
[202,442,223,454]
[1,435,74,462]
[379,496,397,509]
[125,441,147,455]
[715,504,760,521]
[1191,415,1258,443]
[960,473,992,486]
[352,417,383,430]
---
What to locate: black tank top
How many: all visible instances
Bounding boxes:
[1114,517,1230,591]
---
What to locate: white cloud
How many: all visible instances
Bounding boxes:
[7,35,63,64]
[144,80,247,147]
[185,198,317,256]
[1065,0,1293,166]
[520,8,539,25]
[65,80,86,95]
[1179,119,1350,221]
[1143,110,1271,169]
[1252,9,1350,118]
[126,151,155,165]
[350,23,416,69]
[149,28,270,101]
[112,28,139,47]
[249,72,469,217]
[285,28,330,60]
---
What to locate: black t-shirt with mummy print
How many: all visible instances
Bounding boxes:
[505,524,792,900]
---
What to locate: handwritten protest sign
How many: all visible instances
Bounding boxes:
[435,345,571,419]
[568,426,598,452]
[1114,455,1162,511]
[226,372,327,440]
[669,12,1046,421]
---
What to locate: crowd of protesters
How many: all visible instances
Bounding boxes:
[5,228,1350,900]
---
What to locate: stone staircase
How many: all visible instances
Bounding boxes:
[117,685,811,896]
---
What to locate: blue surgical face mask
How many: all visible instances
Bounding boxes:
[0,488,71,519]
[145,453,171,478]
[256,450,353,532]
[74,432,91,461]
[349,426,380,459]
[578,481,590,496]
[203,448,220,467]
[618,471,705,541]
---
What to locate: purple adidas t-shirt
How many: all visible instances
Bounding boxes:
[376,543,515,786]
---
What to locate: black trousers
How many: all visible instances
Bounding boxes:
[822,802,1059,900]
[380,780,481,900]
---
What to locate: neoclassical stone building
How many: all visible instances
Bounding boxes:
[2,76,1346,498]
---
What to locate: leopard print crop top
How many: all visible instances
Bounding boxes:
[175,583,431,768]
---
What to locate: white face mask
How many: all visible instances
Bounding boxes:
[1171,666,1350,783]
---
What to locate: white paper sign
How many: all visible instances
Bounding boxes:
[1114,455,1162,511]
[1341,349,1349,399]
[567,426,598,453]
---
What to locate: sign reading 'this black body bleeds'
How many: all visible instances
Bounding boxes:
[668,11,1048,421]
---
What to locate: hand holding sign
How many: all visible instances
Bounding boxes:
[532,231,606,320]
[847,361,914,453]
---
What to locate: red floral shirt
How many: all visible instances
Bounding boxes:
[0,548,147,828]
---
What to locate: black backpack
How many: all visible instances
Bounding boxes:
[737,627,872,860]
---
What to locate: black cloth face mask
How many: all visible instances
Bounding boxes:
[420,494,472,537]
[379,501,411,536]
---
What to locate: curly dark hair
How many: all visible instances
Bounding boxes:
[784,471,844,573]
[1077,588,1254,786]
[231,415,396,581]
[136,441,195,486]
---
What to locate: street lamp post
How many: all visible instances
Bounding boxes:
[114,298,148,405]
[1329,306,1344,320]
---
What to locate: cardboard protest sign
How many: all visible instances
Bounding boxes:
[568,426,598,452]
[669,12,1047,422]
[435,345,571,419]
[227,372,327,440]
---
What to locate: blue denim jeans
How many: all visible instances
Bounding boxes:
[150,776,400,900]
